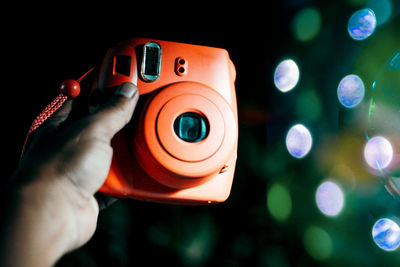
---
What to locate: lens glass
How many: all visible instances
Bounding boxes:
[174,112,209,143]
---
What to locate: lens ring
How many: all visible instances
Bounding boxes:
[156,93,225,162]
[137,81,237,185]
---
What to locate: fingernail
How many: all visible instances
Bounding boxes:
[115,83,138,98]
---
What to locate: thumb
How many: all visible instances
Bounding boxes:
[89,82,139,141]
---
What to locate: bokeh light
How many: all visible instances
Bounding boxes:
[347,8,376,40]
[267,184,292,221]
[274,59,300,93]
[176,215,217,266]
[295,89,322,122]
[366,0,392,26]
[303,226,333,260]
[337,74,365,108]
[286,124,312,159]
[364,136,393,170]
[372,218,400,251]
[316,181,345,217]
[292,7,322,42]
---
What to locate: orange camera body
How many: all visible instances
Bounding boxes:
[93,38,238,204]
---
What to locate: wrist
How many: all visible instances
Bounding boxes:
[22,176,79,248]
[2,174,79,267]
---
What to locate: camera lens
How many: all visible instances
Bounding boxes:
[174,112,209,143]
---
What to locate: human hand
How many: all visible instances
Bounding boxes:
[1,82,139,267]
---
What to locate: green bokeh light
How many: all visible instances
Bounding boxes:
[292,7,322,42]
[303,226,333,261]
[175,215,217,266]
[366,0,392,26]
[295,89,322,122]
[267,184,292,221]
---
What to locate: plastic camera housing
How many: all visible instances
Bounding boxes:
[92,38,238,204]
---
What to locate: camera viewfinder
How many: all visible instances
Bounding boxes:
[141,42,162,82]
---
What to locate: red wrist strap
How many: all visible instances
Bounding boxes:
[20,67,95,159]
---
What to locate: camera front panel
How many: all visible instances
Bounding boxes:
[97,38,238,204]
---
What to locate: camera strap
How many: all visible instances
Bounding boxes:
[20,67,95,159]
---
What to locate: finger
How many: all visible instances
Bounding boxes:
[87,82,139,141]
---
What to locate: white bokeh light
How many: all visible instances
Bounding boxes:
[286,124,312,159]
[364,136,393,170]
[337,74,365,108]
[372,218,400,251]
[347,8,377,41]
[316,181,345,217]
[274,59,300,93]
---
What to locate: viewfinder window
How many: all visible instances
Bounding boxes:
[141,42,162,82]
